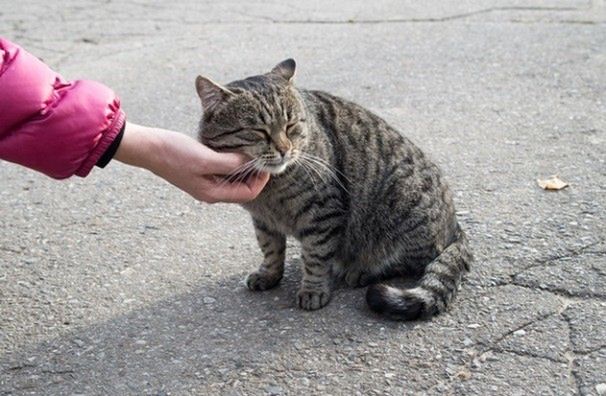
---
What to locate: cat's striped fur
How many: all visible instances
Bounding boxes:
[196,59,472,320]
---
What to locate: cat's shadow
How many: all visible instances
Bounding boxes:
[1,259,420,393]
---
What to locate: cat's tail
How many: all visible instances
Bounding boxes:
[366,231,472,320]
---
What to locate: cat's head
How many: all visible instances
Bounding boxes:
[196,59,309,175]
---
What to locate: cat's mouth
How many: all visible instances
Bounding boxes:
[258,155,295,174]
[260,161,291,174]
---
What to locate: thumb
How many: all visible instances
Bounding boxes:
[245,171,271,195]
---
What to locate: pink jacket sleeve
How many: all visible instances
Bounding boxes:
[0,38,125,179]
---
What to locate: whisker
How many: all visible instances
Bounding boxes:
[217,158,259,189]
[294,158,322,194]
[298,154,350,194]
[299,152,352,184]
[302,154,346,183]
[224,158,257,179]
[300,158,328,184]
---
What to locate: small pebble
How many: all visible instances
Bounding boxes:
[463,338,474,346]
[266,385,283,395]
[203,297,216,304]
[596,383,606,395]
[467,323,481,329]
[513,329,526,336]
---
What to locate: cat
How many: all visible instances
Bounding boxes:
[195,59,472,320]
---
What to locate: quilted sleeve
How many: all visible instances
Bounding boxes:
[0,38,125,179]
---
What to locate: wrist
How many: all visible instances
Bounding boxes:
[96,122,126,168]
[114,122,165,173]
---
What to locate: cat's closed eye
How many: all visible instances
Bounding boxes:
[286,120,304,136]
[249,128,271,142]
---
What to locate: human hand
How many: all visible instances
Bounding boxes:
[114,122,269,203]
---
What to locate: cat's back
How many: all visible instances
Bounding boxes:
[302,89,396,134]
[299,88,430,189]
[300,88,457,264]
[301,89,425,160]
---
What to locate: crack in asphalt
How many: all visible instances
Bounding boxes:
[40,369,75,375]
[430,311,560,391]
[494,347,568,364]
[591,260,606,277]
[5,363,36,372]
[247,6,586,24]
[444,288,603,394]
[513,241,602,275]
[511,280,606,301]
[573,344,606,355]
[0,246,22,254]
[473,279,606,302]
[563,313,584,396]
[483,312,557,348]
[471,240,606,301]
[3,4,601,29]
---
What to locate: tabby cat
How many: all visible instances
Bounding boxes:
[196,59,472,320]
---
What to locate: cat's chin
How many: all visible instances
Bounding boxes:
[263,163,290,174]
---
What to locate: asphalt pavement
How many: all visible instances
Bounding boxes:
[1,1,605,395]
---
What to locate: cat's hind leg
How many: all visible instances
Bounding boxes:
[366,232,472,320]
[343,262,406,288]
[246,219,286,291]
[344,267,375,288]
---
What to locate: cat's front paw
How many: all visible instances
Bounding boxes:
[297,288,331,310]
[246,270,282,291]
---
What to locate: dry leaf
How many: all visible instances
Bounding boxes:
[456,370,472,381]
[537,176,569,191]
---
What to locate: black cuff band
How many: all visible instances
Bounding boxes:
[96,123,126,168]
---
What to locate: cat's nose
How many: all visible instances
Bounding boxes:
[276,144,290,158]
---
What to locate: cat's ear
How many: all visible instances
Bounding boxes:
[195,75,233,111]
[271,58,296,83]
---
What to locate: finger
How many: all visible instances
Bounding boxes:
[203,149,254,175]
[209,172,270,203]
[245,172,270,195]
[211,184,257,203]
